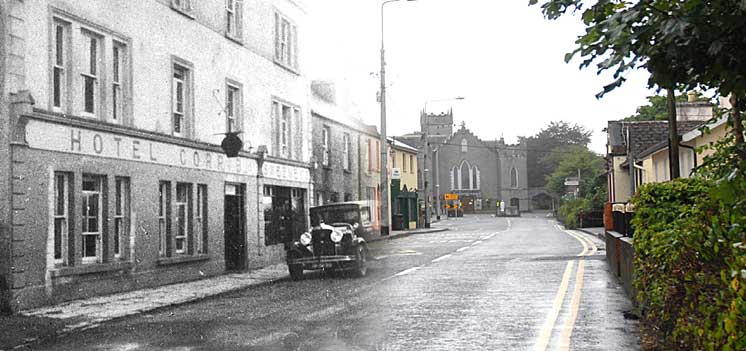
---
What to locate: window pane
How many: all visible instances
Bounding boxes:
[55,175,65,215]
[55,25,64,65]
[113,46,120,82]
[83,235,97,257]
[115,179,122,215]
[114,218,122,255]
[53,68,62,108]
[54,218,65,260]
[82,197,89,232]
[84,76,95,113]
[89,37,97,75]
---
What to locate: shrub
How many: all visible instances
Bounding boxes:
[557,197,590,229]
[632,175,746,350]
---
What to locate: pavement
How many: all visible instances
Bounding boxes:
[0,225,447,350]
[578,227,606,240]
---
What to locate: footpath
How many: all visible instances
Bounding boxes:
[0,226,447,350]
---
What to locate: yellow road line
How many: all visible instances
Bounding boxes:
[557,259,586,351]
[533,260,575,351]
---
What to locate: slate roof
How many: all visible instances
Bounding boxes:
[608,120,705,158]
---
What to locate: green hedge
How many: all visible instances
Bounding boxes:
[632,176,746,350]
[556,198,590,229]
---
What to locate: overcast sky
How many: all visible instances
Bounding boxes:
[305,0,656,153]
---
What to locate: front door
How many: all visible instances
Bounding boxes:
[224,183,246,271]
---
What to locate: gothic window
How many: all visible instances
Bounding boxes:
[450,166,457,190]
[472,166,480,190]
[461,139,468,153]
[510,167,518,188]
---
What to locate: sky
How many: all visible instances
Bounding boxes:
[305,0,656,154]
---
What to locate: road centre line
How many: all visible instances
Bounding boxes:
[471,240,483,246]
[394,267,420,277]
[456,247,469,252]
[431,254,452,262]
[533,260,575,351]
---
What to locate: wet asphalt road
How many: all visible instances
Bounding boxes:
[32,213,639,350]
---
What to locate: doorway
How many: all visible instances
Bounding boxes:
[224,183,246,271]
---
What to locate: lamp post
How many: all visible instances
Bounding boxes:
[380,0,415,236]
[423,97,464,222]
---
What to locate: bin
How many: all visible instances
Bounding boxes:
[392,213,405,230]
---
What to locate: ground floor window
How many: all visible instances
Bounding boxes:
[53,172,72,265]
[81,175,105,263]
[263,185,306,245]
[160,181,206,257]
[114,177,130,259]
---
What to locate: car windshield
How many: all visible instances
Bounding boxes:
[310,206,358,226]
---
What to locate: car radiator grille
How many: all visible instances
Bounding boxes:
[312,230,337,257]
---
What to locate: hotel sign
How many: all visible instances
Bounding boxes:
[24,119,310,183]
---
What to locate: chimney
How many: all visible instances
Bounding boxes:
[676,91,713,121]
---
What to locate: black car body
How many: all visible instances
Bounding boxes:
[286,202,373,279]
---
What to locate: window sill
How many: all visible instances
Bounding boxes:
[51,261,133,278]
[171,6,195,19]
[343,169,352,174]
[157,254,209,266]
[225,32,244,45]
[273,60,300,76]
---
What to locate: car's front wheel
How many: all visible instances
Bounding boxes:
[352,245,367,278]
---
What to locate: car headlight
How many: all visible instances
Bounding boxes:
[330,230,343,243]
[300,232,312,246]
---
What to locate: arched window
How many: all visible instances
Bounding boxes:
[510,167,518,188]
[461,139,468,153]
[460,161,470,190]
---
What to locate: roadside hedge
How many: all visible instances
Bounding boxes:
[632,175,746,350]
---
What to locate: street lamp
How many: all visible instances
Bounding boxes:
[423,97,464,222]
[380,0,415,236]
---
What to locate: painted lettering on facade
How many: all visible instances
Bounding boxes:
[25,120,311,182]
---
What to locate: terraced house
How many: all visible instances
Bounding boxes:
[0,0,311,311]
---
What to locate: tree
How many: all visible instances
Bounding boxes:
[521,121,592,187]
[544,145,605,199]
[529,0,746,173]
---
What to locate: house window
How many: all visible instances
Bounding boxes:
[367,139,373,172]
[81,175,104,263]
[226,82,241,132]
[114,177,130,259]
[343,133,351,171]
[322,126,330,166]
[175,183,191,254]
[158,181,171,256]
[263,186,306,246]
[53,172,72,265]
[111,42,126,124]
[272,100,300,159]
[81,31,101,116]
[195,184,208,254]
[226,0,242,39]
[53,20,70,111]
[172,64,190,137]
[171,0,193,14]
[376,140,381,171]
[409,155,414,173]
[274,11,297,69]
[401,153,406,172]
[461,139,468,153]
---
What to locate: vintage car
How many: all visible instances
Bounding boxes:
[285,201,374,280]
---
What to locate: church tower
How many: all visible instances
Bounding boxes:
[420,109,454,138]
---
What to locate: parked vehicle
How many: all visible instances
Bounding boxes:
[285,202,373,280]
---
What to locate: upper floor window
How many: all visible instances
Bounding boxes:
[367,139,373,172]
[172,60,193,137]
[409,155,414,173]
[401,153,406,172]
[53,20,70,112]
[81,30,101,116]
[375,140,381,171]
[343,133,351,171]
[322,126,330,167]
[274,11,298,70]
[225,81,242,132]
[226,0,243,39]
[111,41,126,124]
[461,139,468,153]
[272,100,300,160]
[51,15,130,124]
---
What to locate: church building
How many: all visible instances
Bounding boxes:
[400,111,529,216]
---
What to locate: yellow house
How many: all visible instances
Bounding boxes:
[638,116,730,184]
[389,138,419,229]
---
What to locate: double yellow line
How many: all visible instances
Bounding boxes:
[533,226,598,351]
